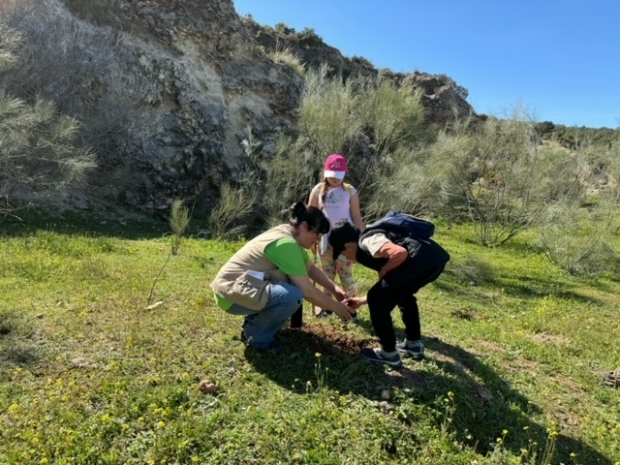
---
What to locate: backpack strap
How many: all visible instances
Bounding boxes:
[343,182,353,197]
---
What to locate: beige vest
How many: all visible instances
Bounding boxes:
[209,224,295,309]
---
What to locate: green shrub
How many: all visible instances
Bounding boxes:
[448,254,497,285]
[300,66,360,156]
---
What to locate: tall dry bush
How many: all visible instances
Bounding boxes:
[537,204,619,277]
[362,144,435,219]
[208,183,257,238]
[264,71,428,224]
[537,133,620,275]
[300,66,361,157]
[265,43,305,77]
[356,81,428,218]
[425,107,585,246]
[0,24,95,214]
[1,0,152,192]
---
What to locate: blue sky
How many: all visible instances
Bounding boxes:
[233,0,619,129]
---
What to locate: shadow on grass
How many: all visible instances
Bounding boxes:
[435,275,604,308]
[0,210,171,240]
[501,276,604,305]
[426,337,611,464]
[0,310,41,371]
[244,327,612,465]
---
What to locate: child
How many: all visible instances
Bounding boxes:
[308,154,364,317]
[329,222,450,368]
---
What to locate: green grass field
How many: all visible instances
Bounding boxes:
[1,215,619,464]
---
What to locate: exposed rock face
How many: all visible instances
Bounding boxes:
[2,0,474,215]
[95,0,306,214]
[403,73,473,125]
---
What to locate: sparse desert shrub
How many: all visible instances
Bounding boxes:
[208,183,257,238]
[147,199,191,306]
[266,44,305,77]
[298,27,321,42]
[300,66,361,157]
[425,107,586,246]
[169,199,191,255]
[1,0,153,193]
[537,130,620,275]
[0,24,95,213]
[537,204,620,277]
[356,80,428,217]
[362,144,434,218]
[355,79,426,192]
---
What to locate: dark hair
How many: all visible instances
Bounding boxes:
[320,179,347,205]
[289,201,330,234]
[320,178,329,205]
[329,222,361,260]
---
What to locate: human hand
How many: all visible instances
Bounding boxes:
[343,297,365,310]
[332,285,348,302]
[333,302,355,322]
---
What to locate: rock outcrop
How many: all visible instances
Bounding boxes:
[2,0,474,215]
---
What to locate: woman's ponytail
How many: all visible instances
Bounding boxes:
[289,201,330,234]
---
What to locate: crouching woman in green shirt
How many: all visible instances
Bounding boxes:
[210,201,356,352]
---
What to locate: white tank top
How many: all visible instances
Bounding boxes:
[311,183,357,226]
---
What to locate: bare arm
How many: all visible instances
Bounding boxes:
[375,241,408,280]
[307,261,346,300]
[349,193,364,231]
[289,275,354,321]
[308,188,319,208]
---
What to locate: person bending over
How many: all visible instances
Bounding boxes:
[329,222,450,368]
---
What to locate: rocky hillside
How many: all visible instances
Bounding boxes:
[1,0,473,216]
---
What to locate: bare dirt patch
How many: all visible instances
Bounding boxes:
[529,332,570,345]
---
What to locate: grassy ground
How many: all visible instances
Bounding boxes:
[0,214,619,465]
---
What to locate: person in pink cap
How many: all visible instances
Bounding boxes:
[308,154,364,317]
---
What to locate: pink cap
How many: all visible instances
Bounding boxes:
[323,154,347,180]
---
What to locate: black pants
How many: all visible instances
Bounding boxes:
[366,241,448,352]
[290,304,303,328]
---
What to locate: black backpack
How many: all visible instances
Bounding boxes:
[363,210,435,241]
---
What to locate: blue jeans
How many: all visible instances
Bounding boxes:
[227,282,303,349]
